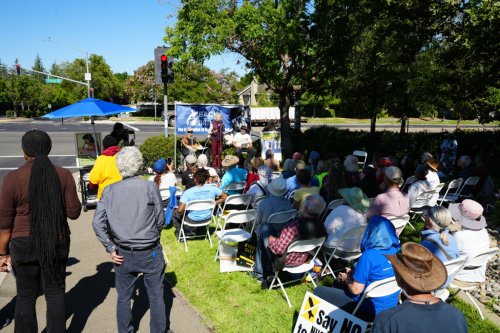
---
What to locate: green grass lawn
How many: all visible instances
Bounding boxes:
[160,219,500,333]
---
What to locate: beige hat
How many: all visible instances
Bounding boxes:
[222,155,239,167]
[386,242,447,293]
[268,177,287,197]
[384,166,403,184]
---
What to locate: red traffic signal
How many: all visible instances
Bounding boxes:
[161,55,167,62]
[160,55,173,84]
[15,64,20,75]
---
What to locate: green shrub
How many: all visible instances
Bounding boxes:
[6,110,16,118]
[140,135,178,168]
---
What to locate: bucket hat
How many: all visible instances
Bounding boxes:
[448,199,486,230]
[268,177,287,197]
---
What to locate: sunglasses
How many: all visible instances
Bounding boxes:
[187,131,193,133]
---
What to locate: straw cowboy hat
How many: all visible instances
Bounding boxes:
[386,242,447,292]
[426,158,439,172]
[448,199,486,231]
[338,187,369,213]
[222,155,239,167]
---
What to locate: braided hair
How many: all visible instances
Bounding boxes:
[22,130,68,276]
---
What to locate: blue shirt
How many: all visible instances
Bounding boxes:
[180,185,222,221]
[220,167,248,194]
[421,229,460,287]
[286,175,300,196]
[353,248,400,317]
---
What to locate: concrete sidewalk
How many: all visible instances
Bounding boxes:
[0,208,211,333]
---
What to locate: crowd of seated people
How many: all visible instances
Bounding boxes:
[130,136,494,328]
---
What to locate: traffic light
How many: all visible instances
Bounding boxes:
[89,88,94,98]
[160,55,174,84]
[15,64,20,75]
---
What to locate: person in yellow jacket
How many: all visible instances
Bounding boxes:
[89,135,122,199]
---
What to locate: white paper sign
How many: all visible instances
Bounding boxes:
[293,292,368,333]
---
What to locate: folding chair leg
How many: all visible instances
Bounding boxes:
[465,290,485,320]
[178,228,188,252]
[321,252,336,279]
[214,242,221,261]
[207,227,213,248]
[268,273,292,307]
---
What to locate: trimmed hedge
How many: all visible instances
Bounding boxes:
[291,126,500,179]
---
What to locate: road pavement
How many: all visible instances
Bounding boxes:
[0,174,212,333]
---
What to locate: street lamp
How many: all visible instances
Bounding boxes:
[292,84,302,130]
[43,38,91,98]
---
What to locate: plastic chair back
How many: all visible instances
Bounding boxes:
[352,277,400,316]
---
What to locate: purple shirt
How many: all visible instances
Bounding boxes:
[367,187,409,219]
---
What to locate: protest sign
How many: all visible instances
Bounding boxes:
[293,292,368,333]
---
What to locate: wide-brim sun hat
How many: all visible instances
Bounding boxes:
[426,158,439,172]
[338,187,369,213]
[448,199,486,230]
[386,242,447,293]
[222,155,239,167]
[268,177,287,197]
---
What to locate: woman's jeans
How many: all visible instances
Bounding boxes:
[10,237,69,333]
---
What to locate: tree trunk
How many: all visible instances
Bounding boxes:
[370,114,376,134]
[279,93,292,159]
[400,116,407,134]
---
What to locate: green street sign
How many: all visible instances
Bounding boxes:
[45,78,62,84]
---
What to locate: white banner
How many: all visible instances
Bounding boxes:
[293,292,368,333]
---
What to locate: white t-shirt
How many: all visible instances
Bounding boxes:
[454,228,490,282]
[149,173,177,200]
[324,205,366,250]
[233,133,252,148]
[426,170,440,205]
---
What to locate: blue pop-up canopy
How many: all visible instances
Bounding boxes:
[42,97,135,119]
[43,98,136,157]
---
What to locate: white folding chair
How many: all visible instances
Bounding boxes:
[427,183,445,207]
[352,150,368,168]
[409,189,436,226]
[433,257,467,301]
[449,247,498,320]
[214,209,258,261]
[321,225,367,278]
[458,176,480,200]
[386,214,410,237]
[320,199,345,223]
[400,175,417,191]
[215,193,252,233]
[352,277,400,318]
[272,172,282,180]
[224,181,246,194]
[438,178,464,205]
[266,209,298,225]
[178,199,216,252]
[268,237,326,307]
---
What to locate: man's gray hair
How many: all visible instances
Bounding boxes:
[301,194,326,218]
[116,146,143,178]
[283,158,295,172]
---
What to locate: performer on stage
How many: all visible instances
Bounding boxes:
[181,128,201,158]
[209,113,225,169]
[233,125,256,167]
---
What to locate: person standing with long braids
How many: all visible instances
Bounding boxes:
[0,130,81,332]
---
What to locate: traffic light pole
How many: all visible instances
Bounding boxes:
[163,83,168,138]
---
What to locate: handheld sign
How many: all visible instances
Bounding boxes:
[294,292,368,333]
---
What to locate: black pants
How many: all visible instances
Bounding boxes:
[235,148,256,166]
[10,237,69,333]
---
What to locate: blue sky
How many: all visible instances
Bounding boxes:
[0,0,245,76]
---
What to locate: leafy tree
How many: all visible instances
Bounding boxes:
[124,61,161,104]
[32,54,46,83]
[165,0,316,157]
